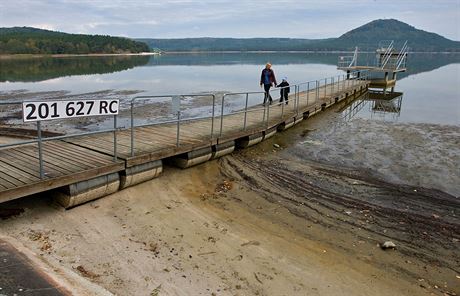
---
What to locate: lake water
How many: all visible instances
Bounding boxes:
[0,52,459,194]
[1,52,459,125]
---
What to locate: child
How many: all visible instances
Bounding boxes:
[277,77,290,105]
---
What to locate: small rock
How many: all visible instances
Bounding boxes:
[432,214,440,219]
[380,241,396,250]
[273,143,280,148]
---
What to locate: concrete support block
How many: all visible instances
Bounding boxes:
[119,160,162,189]
[211,141,235,159]
[294,116,303,125]
[277,117,295,131]
[236,133,263,148]
[310,108,320,116]
[263,127,277,140]
[171,147,212,168]
[54,173,120,209]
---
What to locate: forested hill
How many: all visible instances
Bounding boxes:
[137,19,460,52]
[317,19,460,52]
[135,38,322,52]
[0,27,150,54]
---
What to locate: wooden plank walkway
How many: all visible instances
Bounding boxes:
[0,79,368,203]
[0,141,124,202]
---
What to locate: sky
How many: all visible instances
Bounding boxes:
[0,0,459,40]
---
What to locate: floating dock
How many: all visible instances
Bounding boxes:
[0,74,370,208]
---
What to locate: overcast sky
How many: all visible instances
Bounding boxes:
[1,0,459,40]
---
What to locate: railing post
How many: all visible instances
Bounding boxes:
[211,94,215,139]
[324,78,327,98]
[337,75,340,92]
[281,95,285,119]
[243,93,248,131]
[316,80,319,103]
[295,85,300,116]
[176,110,181,147]
[37,121,44,179]
[131,100,134,157]
[219,95,225,137]
[306,82,309,106]
[331,77,334,95]
[113,115,117,162]
[266,101,270,128]
[262,99,267,127]
[293,85,297,113]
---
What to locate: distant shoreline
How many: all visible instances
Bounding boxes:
[0,52,158,59]
[1,51,458,60]
[161,50,460,54]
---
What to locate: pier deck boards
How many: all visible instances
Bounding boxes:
[0,141,124,203]
[0,79,368,202]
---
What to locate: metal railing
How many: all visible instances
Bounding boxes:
[0,70,370,180]
[378,40,395,69]
[395,41,408,70]
[337,47,358,68]
[130,94,216,157]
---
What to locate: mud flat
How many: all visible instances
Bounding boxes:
[0,103,458,295]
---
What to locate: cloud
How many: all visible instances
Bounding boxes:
[0,0,458,40]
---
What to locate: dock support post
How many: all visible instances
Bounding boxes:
[391,72,397,92]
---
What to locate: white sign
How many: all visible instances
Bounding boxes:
[22,99,119,122]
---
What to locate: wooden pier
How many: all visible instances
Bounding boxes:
[0,77,369,206]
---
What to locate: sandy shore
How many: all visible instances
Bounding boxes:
[0,104,458,295]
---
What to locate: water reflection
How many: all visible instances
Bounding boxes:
[341,91,404,122]
[0,55,150,82]
[1,53,458,126]
[1,53,458,84]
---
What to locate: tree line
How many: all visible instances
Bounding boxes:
[0,27,150,54]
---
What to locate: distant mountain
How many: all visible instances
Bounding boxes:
[316,19,460,51]
[0,27,150,54]
[137,19,460,52]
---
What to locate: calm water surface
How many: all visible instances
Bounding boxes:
[1,53,459,193]
[1,52,459,125]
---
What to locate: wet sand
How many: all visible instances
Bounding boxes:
[0,103,459,295]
